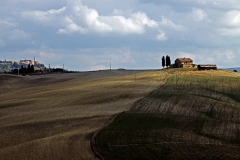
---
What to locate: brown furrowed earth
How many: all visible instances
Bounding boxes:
[94,69,240,160]
[0,70,164,160]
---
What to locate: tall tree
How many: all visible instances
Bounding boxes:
[20,65,24,74]
[162,56,165,68]
[27,64,31,73]
[31,65,34,73]
[169,55,171,67]
[166,55,171,68]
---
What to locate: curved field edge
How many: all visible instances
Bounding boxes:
[92,69,240,159]
[0,70,165,160]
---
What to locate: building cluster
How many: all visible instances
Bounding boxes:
[0,57,45,73]
[19,57,44,68]
[173,58,217,70]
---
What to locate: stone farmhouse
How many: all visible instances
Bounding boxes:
[173,57,217,70]
[174,58,195,68]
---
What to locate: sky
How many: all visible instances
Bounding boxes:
[1,0,240,71]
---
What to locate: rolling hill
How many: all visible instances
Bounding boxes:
[93,69,240,159]
[0,70,163,160]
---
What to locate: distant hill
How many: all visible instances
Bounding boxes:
[222,67,240,72]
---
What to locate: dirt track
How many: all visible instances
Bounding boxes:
[0,70,163,160]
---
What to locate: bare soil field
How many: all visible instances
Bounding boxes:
[94,69,240,159]
[0,70,165,160]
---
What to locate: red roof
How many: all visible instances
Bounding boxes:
[176,58,193,62]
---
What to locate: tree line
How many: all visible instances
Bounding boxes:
[21,64,35,74]
[162,55,171,68]
[12,64,35,74]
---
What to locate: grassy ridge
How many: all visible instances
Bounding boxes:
[94,70,240,159]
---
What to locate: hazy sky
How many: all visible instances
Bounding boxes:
[1,0,240,70]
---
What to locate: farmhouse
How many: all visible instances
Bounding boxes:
[197,64,217,70]
[174,58,195,68]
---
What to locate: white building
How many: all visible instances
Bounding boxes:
[19,57,40,66]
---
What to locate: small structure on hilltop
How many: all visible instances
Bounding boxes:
[197,64,217,70]
[174,58,196,68]
[117,68,126,70]
[172,57,217,70]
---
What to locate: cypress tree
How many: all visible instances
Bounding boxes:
[27,64,31,73]
[166,55,171,68]
[162,56,165,68]
[20,65,24,74]
[31,65,34,73]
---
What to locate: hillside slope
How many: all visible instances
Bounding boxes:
[0,70,164,160]
[94,70,240,159]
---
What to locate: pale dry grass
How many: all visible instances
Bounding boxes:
[0,70,164,160]
[174,69,240,77]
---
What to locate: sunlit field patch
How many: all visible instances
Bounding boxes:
[94,69,240,159]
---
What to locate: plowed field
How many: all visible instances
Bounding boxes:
[0,70,164,160]
[94,69,240,159]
